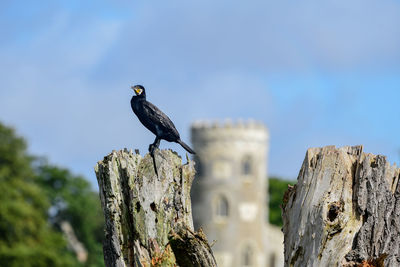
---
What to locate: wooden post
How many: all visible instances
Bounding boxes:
[95,149,217,267]
[282,145,400,267]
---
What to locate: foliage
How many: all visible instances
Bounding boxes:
[0,123,80,267]
[268,176,295,227]
[35,164,104,267]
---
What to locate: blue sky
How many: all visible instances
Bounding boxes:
[1,1,399,187]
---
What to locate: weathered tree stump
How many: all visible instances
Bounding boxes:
[95,149,217,267]
[282,145,400,267]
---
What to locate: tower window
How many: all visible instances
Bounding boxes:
[215,195,229,218]
[242,156,252,175]
[241,245,254,267]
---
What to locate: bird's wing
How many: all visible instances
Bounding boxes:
[142,101,179,136]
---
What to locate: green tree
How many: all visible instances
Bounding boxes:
[0,123,79,267]
[36,164,104,267]
[268,177,295,227]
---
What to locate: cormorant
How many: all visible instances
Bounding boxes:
[130,85,196,158]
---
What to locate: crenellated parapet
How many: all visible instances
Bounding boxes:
[191,119,269,145]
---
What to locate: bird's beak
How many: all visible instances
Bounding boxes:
[131,86,142,95]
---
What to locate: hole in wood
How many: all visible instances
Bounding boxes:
[370,160,378,168]
[327,202,341,222]
[136,202,141,212]
[150,202,157,212]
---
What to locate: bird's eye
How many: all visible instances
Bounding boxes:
[135,88,142,95]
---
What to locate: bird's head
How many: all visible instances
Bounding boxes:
[131,85,145,96]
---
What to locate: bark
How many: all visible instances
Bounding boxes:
[95,149,217,267]
[282,145,400,267]
[60,221,88,263]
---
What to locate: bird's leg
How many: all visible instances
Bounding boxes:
[149,137,161,176]
[149,137,161,156]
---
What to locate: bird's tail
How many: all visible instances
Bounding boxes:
[177,140,196,154]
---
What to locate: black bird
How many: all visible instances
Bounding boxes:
[130,85,196,158]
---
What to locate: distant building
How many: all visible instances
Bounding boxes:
[191,120,284,267]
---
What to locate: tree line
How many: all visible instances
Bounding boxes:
[0,122,104,267]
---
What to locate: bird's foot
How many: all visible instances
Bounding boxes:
[149,144,155,156]
[149,143,161,156]
[148,144,158,176]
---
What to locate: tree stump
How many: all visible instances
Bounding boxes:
[95,149,217,267]
[282,145,400,267]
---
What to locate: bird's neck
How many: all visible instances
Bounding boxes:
[132,95,146,101]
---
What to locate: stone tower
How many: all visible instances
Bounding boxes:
[191,120,283,267]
